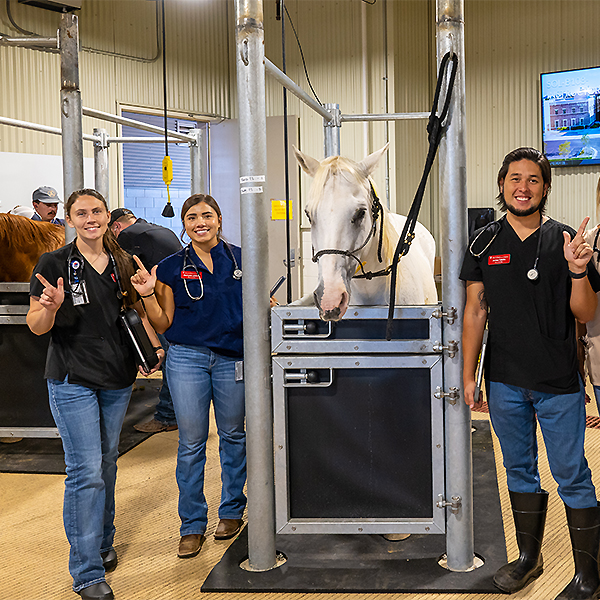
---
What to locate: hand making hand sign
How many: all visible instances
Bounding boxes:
[130,254,158,298]
[564,216,593,273]
[35,273,65,312]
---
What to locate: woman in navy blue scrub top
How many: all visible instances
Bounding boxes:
[130,194,246,559]
[27,189,163,600]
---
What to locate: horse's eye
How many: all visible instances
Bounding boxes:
[352,208,366,224]
[304,209,312,224]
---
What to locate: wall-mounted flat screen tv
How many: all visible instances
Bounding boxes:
[541,66,600,167]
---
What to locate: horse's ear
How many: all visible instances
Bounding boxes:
[292,146,320,178]
[359,143,390,177]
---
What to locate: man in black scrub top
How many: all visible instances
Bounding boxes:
[461,147,600,600]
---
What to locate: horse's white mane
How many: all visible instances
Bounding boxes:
[307,155,400,264]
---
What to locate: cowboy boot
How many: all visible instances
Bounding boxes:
[493,490,548,593]
[555,503,600,600]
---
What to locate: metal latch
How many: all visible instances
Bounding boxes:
[432,306,457,325]
[437,494,462,514]
[434,386,460,405]
[432,340,459,358]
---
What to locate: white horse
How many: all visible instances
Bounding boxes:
[293,144,438,321]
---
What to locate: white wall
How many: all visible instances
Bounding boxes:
[0,151,95,216]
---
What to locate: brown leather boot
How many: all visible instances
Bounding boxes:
[214,519,244,540]
[177,534,205,558]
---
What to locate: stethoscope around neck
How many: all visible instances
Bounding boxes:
[469,214,544,281]
[182,240,242,301]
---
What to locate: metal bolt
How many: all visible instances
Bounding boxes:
[287,361,292,366]
[291,526,296,531]
[286,345,291,350]
[355,361,360,366]
[436,444,441,448]
[358,527,363,532]
[425,527,430,531]
[354,346,359,350]
[422,359,427,364]
[354,311,359,316]
[286,312,291,316]
[278,445,283,450]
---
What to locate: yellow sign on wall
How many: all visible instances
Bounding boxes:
[271,199,293,220]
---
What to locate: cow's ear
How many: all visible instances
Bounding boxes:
[293,146,320,178]
[359,143,389,177]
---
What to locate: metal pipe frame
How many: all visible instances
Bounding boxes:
[341,112,430,122]
[323,103,341,157]
[189,128,205,194]
[107,136,183,144]
[234,0,277,572]
[0,115,97,141]
[82,107,194,143]
[264,57,333,122]
[93,128,109,201]
[59,13,84,244]
[0,35,57,48]
[437,0,474,572]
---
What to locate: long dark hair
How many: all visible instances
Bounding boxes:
[180,194,223,242]
[496,147,552,215]
[66,189,137,306]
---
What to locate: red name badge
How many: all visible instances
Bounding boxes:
[488,254,510,265]
[181,271,201,280]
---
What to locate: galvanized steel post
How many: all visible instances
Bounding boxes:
[93,128,109,202]
[234,0,277,571]
[189,128,205,195]
[59,13,84,243]
[437,0,475,571]
[323,103,341,157]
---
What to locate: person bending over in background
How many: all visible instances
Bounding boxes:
[109,207,182,433]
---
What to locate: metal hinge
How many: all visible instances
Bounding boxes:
[432,340,459,358]
[434,386,460,405]
[437,494,462,514]
[432,306,457,325]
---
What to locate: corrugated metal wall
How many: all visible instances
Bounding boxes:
[1,0,600,234]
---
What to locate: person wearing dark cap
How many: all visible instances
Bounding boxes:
[32,186,65,225]
[109,207,182,433]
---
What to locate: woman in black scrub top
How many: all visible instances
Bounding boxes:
[27,189,163,600]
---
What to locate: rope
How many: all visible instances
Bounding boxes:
[385,51,458,340]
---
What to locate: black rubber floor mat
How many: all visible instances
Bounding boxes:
[202,421,505,593]
[0,378,161,474]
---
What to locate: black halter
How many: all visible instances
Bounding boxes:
[311,181,391,280]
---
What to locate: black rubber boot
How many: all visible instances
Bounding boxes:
[555,504,600,600]
[493,490,548,593]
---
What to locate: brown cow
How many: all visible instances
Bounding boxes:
[0,213,65,282]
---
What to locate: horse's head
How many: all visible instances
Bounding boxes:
[293,144,388,321]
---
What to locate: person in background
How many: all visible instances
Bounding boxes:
[27,189,163,600]
[461,147,600,600]
[580,176,600,415]
[31,186,65,225]
[130,194,247,559]
[109,207,182,433]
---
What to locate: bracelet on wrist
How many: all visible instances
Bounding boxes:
[569,267,588,279]
[140,291,156,298]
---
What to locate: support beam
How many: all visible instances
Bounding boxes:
[323,103,341,157]
[59,12,84,244]
[189,128,205,195]
[437,0,475,572]
[234,0,277,572]
[93,128,109,202]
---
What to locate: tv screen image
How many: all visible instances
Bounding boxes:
[541,66,600,167]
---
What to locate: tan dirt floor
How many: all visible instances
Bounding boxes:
[2,380,600,600]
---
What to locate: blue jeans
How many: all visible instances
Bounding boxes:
[153,333,176,426]
[48,377,132,592]
[488,380,596,509]
[166,344,246,536]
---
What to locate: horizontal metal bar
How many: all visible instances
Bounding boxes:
[82,107,194,142]
[0,35,58,48]
[0,283,29,292]
[0,115,97,141]
[264,58,333,122]
[0,427,60,438]
[341,112,430,122]
[107,136,184,144]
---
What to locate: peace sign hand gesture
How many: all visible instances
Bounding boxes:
[35,274,65,312]
[564,217,593,273]
[130,255,158,298]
